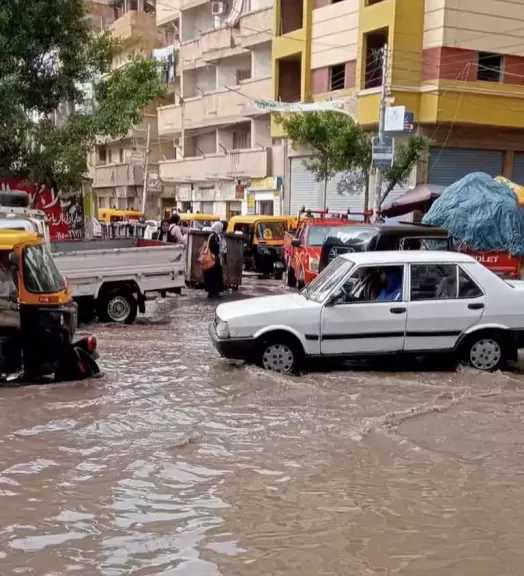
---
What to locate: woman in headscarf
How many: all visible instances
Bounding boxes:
[203,221,225,298]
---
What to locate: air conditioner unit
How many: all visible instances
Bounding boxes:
[211,1,226,16]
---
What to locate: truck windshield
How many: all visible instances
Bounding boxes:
[256,222,285,241]
[305,257,353,303]
[308,225,368,247]
[23,244,65,294]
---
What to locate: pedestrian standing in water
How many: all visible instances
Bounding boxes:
[203,221,225,298]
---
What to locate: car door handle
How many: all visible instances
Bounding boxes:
[390,307,407,314]
[468,303,484,310]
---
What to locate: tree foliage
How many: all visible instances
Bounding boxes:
[0,0,166,192]
[381,135,429,207]
[276,111,429,215]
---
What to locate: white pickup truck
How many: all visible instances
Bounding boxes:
[51,238,185,324]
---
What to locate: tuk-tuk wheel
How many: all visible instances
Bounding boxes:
[98,290,138,324]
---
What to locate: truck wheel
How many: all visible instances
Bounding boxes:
[286,265,296,288]
[464,332,506,371]
[99,291,138,324]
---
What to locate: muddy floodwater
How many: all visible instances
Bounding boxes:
[1,278,524,575]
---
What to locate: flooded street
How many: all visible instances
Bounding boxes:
[2,278,524,575]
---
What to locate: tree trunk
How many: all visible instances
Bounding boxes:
[322,176,328,212]
[363,171,370,214]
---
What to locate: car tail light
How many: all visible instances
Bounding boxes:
[86,336,97,353]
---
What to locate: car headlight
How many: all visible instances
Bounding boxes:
[309,257,319,273]
[215,319,230,339]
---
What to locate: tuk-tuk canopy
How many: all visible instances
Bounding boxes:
[179,213,219,222]
[0,230,40,250]
[98,209,144,224]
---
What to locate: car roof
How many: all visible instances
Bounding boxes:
[339,251,476,265]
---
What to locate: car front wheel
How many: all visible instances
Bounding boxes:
[465,334,505,371]
[260,339,302,374]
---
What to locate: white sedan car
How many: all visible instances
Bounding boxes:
[210,251,524,373]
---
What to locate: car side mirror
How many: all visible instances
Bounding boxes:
[292,238,301,248]
[8,252,19,271]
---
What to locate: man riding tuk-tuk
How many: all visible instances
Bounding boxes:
[0,230,100,383]
[179,213,220,231]
[227,216,288,277]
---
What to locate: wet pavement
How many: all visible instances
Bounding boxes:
[2,277,524,575]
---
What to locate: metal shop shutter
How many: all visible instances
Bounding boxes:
[512,152,524,185]
[429,148,504,187]
[288,157,368,216]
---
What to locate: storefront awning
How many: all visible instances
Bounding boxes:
[381,184,445,217]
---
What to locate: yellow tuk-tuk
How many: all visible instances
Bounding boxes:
[98,209,144,224]
[179,213,220,231]
[226,216,288,277]
[0,231,100,382]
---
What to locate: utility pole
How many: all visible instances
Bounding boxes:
[373,45,389,219]
[141,122,151,215]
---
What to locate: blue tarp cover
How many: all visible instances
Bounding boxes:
[422,172,524,255]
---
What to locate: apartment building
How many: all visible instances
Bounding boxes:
[273,0,524,215]
[156,0,283,218]
[91,0,175,217]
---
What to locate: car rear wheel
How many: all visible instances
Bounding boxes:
[260,339,302,375]
[466,334,505,371]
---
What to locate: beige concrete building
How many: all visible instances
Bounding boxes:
[91,0,174,217]
[156,0,283,218]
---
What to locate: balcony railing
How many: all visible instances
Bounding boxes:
[157,77,272,135]
[240,5,272,47]
[93,163,146,189]
[110,10,158,42]
[159,148,270,182]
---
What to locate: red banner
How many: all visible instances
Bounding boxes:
[0,179,84,241]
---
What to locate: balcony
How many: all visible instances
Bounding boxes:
[200,27,236,57]
[240,6,272,48]
[157,0,179,26]
[157,77,272,135]
[110,10,158,43]
[159,148,270,182]
[93,163,145,189]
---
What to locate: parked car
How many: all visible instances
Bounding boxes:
[319,223,450,272]
[210,251,524,374]
[284,213,366,288]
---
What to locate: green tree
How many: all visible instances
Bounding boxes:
[277,111,429,217]
[380,135,429,210]
[0,0,165,192]
[276,112,371,211]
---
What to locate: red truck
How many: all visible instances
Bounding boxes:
[284,210,371,288]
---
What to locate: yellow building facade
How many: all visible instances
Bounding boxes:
[273,0,524,209]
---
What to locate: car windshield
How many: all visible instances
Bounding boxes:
[256,222,285,241]
[308,225,366,247]
[305,257,354,303]
[23,244,65,294]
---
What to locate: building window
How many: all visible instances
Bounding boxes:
[364,28,388,89]
[279,0,303,35]
[119,148,124,163]
[236,68,251,84]
[98,146,107,164]
[233,128,250,150]
[478,52,503,82]
[330,64,346,91]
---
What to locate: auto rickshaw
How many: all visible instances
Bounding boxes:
[226,216,288,277]
[0,230,100,383]
[179,213,220,231]
[97,209,144,224]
